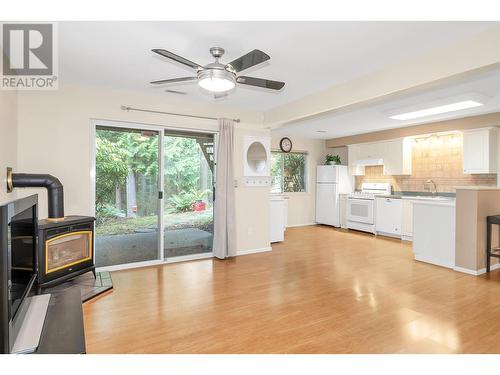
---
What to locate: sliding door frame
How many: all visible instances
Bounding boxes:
[90,118,218,272]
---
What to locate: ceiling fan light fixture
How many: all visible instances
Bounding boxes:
[198,69,235,93]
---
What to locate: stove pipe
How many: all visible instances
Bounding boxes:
[7,168,64,221]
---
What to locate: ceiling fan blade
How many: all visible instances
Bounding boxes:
[227,49,270,73]
[236,76,285,90]
[152,49,202,70]
[165,89,187,95]
[150,77,197,85]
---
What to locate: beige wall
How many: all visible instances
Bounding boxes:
[326,146,348,166]
[0,90,18,204]
[455,188,500,271]
[356,133,497,193]
[16,83,270,253]
[271,136,326,226]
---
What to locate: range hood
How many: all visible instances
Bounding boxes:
[353,158,384,166]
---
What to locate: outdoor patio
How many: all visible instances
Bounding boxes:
[95,210,213,267]
[95,227,213,267]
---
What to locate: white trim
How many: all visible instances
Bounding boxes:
[453,262,500,276]
[96,252,215,272]
[376,231,402,239]
[453,266,481,276]
[96,259,165,273]
[158,128,165,261]
[91,117,219,133]
[236,247,272,256]
[89,122,97,216]
[287,222,317,228]
[165,253,214,264]
[414,255,453,269]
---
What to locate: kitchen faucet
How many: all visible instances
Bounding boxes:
[424,179,438,197]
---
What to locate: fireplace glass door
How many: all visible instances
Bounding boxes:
[45,231,92,274]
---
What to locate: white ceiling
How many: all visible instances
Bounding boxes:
[59,21,496,113]
[271,67,500,140]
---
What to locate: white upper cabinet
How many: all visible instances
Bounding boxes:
[355,141,382,160]
[462,127,497,174]
[381,138,412,176]
[347,145,365,176]
[347,138,412,176]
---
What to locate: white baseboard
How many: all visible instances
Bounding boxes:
[453,262,500,276]
[165,253,214,264]
[236,247,272,256]
[414,255,453,269]
[286,222,317,228]
[96,259,165,273]
[376,231,401,239]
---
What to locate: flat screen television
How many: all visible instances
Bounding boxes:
[0,194,38,354]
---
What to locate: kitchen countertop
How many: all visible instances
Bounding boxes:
[455,186,500,191]
[375,194,456,206]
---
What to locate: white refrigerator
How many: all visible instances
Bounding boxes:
[315,165,352,227]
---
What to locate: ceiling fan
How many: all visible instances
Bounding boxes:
[150,47,285,97]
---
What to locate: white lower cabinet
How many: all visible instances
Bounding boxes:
[375,197,402,237]
[412,202,455,269]
[401,199,414,240]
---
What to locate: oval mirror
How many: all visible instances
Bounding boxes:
[246,141,267,174]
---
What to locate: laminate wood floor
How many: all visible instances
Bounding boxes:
[83,225,500,353]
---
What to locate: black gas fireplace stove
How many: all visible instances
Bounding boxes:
[7,169,95,287]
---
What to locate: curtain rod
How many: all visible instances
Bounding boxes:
[120,105,241,123]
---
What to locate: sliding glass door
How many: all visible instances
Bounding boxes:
[93,122,215,268]
[94,126,161,267]
[163,131,215,259]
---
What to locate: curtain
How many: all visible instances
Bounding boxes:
[213,118,237,259]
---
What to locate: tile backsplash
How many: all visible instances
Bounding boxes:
[355,133,497,193]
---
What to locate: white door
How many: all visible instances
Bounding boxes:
[317,166,337,183]
[316,183,339,226]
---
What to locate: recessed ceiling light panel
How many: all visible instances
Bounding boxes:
[390,100,484,121]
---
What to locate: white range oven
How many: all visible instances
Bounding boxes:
[347,183,391,234]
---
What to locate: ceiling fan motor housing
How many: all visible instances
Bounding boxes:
[198,66,236,93]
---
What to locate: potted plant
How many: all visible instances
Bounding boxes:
[192,189,210,212]
[325,154,341,165]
